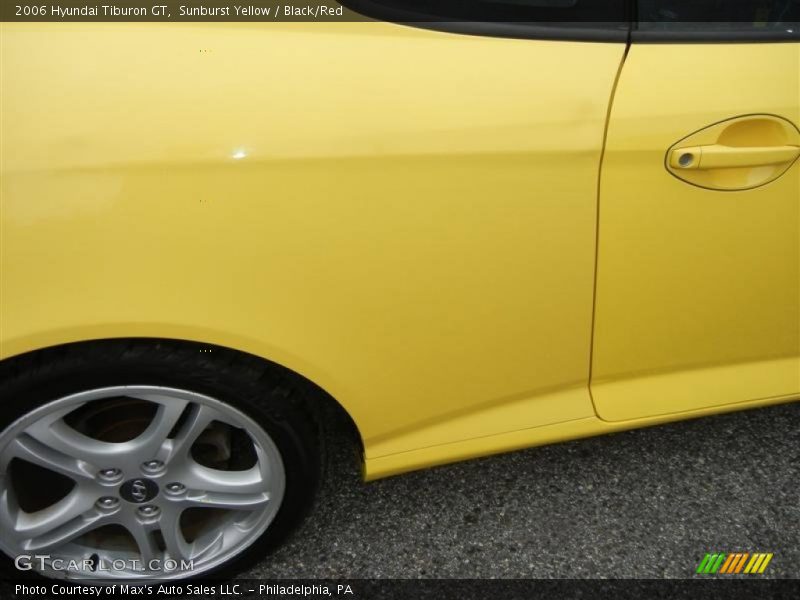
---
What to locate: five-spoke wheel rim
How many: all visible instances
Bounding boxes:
[0,386,285,580]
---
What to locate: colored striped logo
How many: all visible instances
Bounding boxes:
[696,552,773,575]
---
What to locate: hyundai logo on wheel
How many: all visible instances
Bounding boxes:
[131,480,147,501]
[119,478,159,504]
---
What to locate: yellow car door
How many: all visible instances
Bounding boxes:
[592,7,800,422]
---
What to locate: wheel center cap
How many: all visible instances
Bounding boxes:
[119,478,159,504]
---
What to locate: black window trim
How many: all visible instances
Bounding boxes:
[631,25,799,43]
[339,0,799,43]
[340,0,630,42]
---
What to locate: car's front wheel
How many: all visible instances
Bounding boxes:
[0,340,320,582]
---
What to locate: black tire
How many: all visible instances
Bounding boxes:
[0,339,322,581]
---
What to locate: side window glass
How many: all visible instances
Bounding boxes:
[636,0,799,38]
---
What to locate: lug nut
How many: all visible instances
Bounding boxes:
[98,468,121,482]
[142,460,164,473]
[96,497,119,510]
[165,482,185,495]
[137,505,160,518]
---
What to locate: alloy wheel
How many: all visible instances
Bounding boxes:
[0,386,285,580]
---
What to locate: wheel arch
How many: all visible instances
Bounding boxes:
[0,335,365,464]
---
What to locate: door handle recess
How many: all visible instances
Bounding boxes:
[666,115,800,191]
[670,144,800,170]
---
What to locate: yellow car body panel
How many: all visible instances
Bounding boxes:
[1,22,621,468]
[1,23,798,480]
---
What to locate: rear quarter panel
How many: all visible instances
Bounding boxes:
[0,23,624,464]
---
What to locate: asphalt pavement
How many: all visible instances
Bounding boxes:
[245,401,799,579]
